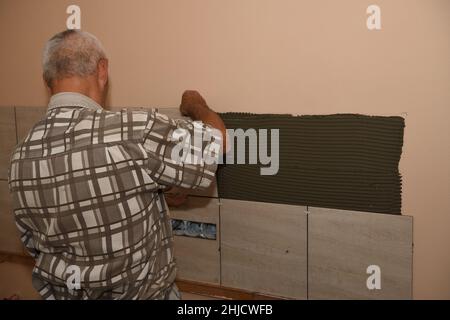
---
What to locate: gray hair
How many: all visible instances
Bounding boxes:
[42,30,107,87]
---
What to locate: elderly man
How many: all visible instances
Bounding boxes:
[8,29,226,299]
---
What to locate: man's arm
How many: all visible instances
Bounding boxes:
[141,90,224,194]
[16,222,39,259]
[180,90,228,152]
[165,90,226,207]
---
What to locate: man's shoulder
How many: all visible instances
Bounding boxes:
[102,107,156,116]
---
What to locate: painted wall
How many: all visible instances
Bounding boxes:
[0,0,449,299]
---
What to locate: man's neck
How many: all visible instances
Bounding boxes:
[50,76,105,106]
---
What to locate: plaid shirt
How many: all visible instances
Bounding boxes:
[8,92,220,299]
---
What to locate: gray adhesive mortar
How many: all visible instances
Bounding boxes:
[217,113,405,215]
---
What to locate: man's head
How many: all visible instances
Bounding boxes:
[43,30,109,106]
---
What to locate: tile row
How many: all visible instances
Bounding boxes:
[170,197,413,300]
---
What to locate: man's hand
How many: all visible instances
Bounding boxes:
[179,90,228,152]
[180,90,209,117]
[165,187,188,207]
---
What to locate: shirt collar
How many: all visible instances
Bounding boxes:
[47,92,103,111]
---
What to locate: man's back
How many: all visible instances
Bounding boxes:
[8,93,219,299]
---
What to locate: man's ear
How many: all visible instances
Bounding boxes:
[97,58,109,88]
[43,74,52,93]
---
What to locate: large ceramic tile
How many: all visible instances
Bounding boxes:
[186,180,218,198]
[165,177,218,199]
[0,107,16,179]
[15,106,47,142]
[174,236,220,285]
[221,199,307,299]
[0,181,23,255]
[157,107,189,120]
[170,196,220,284]
[169,196,219,224]
[308,207,413,300]
[181,292,220,300]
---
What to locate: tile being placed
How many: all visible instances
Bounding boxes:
[308,207,413,300]
[220,199,307,299]
[170,196,220,284]
[15,106,47,142]
[0,107,17,179]
[188,182,219,198]
[166,182,218,198]
[157,107,188,120]
[0,181,24,255]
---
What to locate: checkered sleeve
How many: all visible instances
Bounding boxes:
[17,224,39,259]
[8,170,39,259]
[142,110,222,190]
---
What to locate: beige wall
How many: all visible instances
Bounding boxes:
[0,0,449,299]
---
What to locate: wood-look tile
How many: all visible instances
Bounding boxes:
[174,236,220,285]
[221,199,307,299]
[308,207,413,300]
[170,196,220,284]
[0,107,16,179]
[169,196,219,225]
[0,181,23,255]
[15,106,47,142]
[157,107,188,120]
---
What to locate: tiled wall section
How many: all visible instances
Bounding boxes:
[0,107,17,179]
[0,181,23,255]
[169,196,220,284]
[308,207,413,300]
[0,107,24,256]
[15,106,47,142]
[220,199,308,299]
[0,106,413,299]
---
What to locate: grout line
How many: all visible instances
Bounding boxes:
[187,194,219,200]
[13,106,18,144]
[410,215,414,300]
[218,197,222,286]
[306,205,309,300]
[173,234,216,241]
